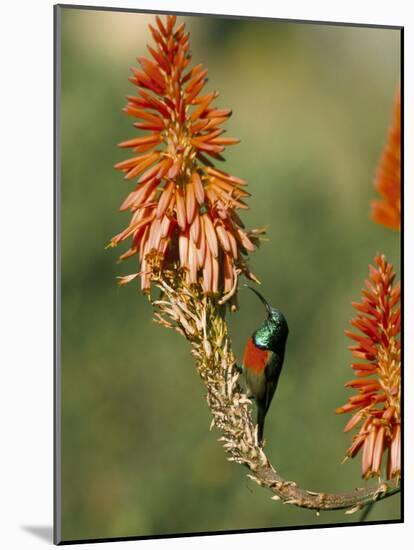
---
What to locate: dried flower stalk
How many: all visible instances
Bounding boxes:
[151,267,399,513]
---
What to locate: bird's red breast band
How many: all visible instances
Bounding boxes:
[243,337,270,374]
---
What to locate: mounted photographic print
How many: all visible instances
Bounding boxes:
[54,4,402,545]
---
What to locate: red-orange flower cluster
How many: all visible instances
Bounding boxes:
[371,91,401,231]
[336,255,400,480]
[109,15,259,304]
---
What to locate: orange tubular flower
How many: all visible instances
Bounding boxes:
[371,91,401,231]
[109,15,260,304]
[336,255,400,481]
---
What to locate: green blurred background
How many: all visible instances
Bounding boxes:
[59,6,401,542]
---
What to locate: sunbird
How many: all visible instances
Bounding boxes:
[243,286,289,445]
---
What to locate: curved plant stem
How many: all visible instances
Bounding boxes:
[359,502,375,521]
[152,274,401,514]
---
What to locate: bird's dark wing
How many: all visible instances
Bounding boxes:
[263,352,284,415]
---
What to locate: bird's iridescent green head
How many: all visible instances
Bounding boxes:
[246,286,289,353]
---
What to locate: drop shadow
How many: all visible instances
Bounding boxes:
[22,525,53,543]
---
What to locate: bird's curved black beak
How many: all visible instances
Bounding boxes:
[244,285,272,318]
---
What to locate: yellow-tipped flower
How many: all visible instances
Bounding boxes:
[109,15,260,304]
[336,254,400,481]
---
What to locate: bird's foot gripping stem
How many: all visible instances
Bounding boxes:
[234,363,254,398]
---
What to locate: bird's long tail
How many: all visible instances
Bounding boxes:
[257,404,266,445]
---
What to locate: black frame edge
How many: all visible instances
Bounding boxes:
[55,3,403,30]
[53,3,63,546]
